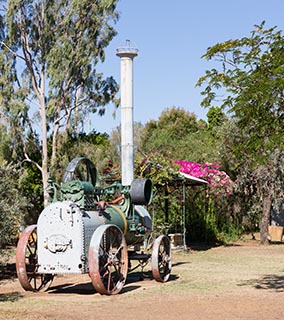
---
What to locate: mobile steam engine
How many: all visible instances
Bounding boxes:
[16,157,172,295]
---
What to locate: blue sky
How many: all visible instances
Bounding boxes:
[93,0,284,134]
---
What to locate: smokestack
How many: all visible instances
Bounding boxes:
[116,40,138,186]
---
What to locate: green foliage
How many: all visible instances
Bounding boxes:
[197,22,284,242]
[52,130,111,182]
[0,161,29,248]
[232,149,284,240]
[19,163,43,225]
[184,186,242,243]
[197,21,284,164]
[135,149,179,185]
[136,106,239,242]
[133,149,179,230]
[0,0,120,205]
[0,126,13,162]
[206,106,226,131]
[140,106,220,164]
[141,107,199,156]
[0,126,42,224]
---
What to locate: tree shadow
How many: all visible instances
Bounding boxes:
[0,262,23,303]
[187,242,223,252]
[0,292,24,302]
[238,274,284,292]
[0,263,17,281]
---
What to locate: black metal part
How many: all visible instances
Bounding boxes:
[63,157,97,187]
[130,178,153,205]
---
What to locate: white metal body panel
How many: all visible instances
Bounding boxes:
[37,201,104,274]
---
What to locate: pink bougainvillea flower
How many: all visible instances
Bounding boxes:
[174,160,234,196]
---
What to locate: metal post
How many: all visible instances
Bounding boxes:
[182,182,187,252]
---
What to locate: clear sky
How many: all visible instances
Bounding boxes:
[92,0,284,134]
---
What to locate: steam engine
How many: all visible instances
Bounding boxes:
[16,157,171,295]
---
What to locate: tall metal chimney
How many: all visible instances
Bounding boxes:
[116,40,138,186]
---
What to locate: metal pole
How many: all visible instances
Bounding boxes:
[183,182,187,252]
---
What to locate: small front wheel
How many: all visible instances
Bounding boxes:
[88,225,128,295]
[151,235,171,282]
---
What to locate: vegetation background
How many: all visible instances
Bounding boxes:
[1,1,284,252]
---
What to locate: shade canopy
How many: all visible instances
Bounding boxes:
[179,172,208,186]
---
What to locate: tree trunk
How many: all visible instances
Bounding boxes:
[51,121,59,170]
[260,191,272,245]
[40,72,49,207]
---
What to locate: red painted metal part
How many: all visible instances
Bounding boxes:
[16,224,53,292]
[151,235,172,282]
[16,225,38,291]
[88,224,128,295]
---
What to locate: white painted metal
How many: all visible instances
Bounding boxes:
[116,40,138,186]
[37,201,104,274]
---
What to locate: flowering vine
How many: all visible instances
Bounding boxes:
[175,160,234,196]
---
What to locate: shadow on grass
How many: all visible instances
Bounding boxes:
[172,261,190,267]
[0,292,24,302]
[47,270,179,295]
[48,281,143,295]
[127,270,179,283]
[187,242,223,252]
[0,263,17,281]
[48,282,96,295]
[239,274,284,292]
[1,261,178,296]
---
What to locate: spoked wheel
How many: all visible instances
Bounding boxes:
[16,225,54,292]
[88,224,128,295]
[151,235,172,282]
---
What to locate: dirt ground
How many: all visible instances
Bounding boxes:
[2,236,284,320]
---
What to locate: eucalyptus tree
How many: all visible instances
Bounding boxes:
[0,0,119,205]
[197,22,284,243]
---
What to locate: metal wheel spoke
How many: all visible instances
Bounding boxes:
[107,269,112,292]
[113,244,123,259]
[89,225,128,295]
[152,235,171,283]
[159,246,166,256]
[100,242,107,253]
[100,264,109,278]
[114,259,122,271]
[33,276,37,290]
[26,245,34,255]
[16,225,54,292]
[159,260,166,269]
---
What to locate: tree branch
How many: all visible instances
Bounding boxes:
[0,41,26,62]
[22,152,42,173]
